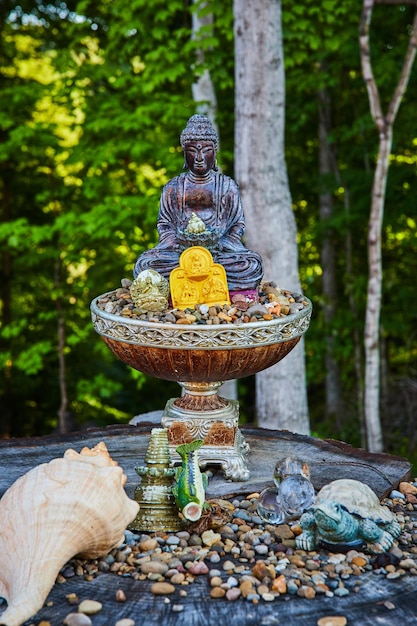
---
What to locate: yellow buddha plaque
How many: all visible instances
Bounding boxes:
[170,246,230,309]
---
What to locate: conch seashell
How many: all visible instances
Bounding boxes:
[0,442,139,626]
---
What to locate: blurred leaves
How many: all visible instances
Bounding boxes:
[0,0,416,453]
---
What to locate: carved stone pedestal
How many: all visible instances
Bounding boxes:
[162,381,250,481]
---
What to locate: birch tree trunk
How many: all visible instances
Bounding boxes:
[234,0,309,433]
[359,0,417,451]
[191,0,237,401]
[191,0,218,124]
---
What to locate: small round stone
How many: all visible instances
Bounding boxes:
[208,569,222,578]
[334,587,350,597]
[223,560,236,572]
[115,620,136,626]
[64,614,92,626]
[226,587,241,601]
[139,538,159,551]
[151,582,176,595]
[115,589,127,602]
[317,617,347,626]
[170,572,186,584]
[188,561,209,575]
[78,600,102,615]
[140,561,169,575]
[209,552,221,563]
[201,530,222,547]
[272,574,287,594]
[261,592,275,602]
[166,535,180,546]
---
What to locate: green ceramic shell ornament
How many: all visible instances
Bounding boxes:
[129,269,169,312]
[296,479,402,554]
[172,439,208,522]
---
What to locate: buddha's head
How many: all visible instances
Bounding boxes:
[180,114,218,175]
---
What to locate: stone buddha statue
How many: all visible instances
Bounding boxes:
[134,114,264,292]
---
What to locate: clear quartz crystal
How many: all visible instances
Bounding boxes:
[257,457,315,525]
[256,487,286,524]
[278,474,315,519]
[273,457,310,487]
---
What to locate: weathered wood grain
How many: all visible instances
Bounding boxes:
[7,561,417,626]
[0,421,415,625]
[0,419,410,500]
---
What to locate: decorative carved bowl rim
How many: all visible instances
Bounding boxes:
[90,291,312,351]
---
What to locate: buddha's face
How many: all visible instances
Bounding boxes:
[184,141,216,175]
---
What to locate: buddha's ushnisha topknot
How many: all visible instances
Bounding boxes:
[180,114,219,151]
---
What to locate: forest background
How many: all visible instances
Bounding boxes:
[1,1,416,466]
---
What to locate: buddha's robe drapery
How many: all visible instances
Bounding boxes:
[134,172,263,291]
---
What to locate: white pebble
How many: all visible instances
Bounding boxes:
[209,569,222,577]
[115,620,135,626]
[64,614,92,626]
[262,592,275,602]
[78,599,102,615]
[327,554,346,564]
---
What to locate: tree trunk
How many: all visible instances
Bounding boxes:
[359,0,417,452]
[363,128,391,452]
[191,1,219,125]
[55,257,69,434]
[346,223,367,449]
[0,176,13,436]
[234,0,309,434]
[318,87,343,426]
[318,83,366,444]
[191,0,237,402]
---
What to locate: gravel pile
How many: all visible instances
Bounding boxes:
[96,279,308,325]
[56,481,417,625]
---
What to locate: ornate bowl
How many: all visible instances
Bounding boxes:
[90,292,312,383]
[91,291,312,481]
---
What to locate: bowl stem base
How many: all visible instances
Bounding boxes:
[161,383,250,481]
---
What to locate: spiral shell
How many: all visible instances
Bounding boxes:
[0,442,139,626]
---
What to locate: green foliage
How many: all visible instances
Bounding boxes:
[0,0,416,466]
[282,0,417,456]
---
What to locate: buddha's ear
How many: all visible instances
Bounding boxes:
[213,158,218,172]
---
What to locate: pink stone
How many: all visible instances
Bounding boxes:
[188,561,209,576]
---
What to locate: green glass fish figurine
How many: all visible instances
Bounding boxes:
[172,439,208,521]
